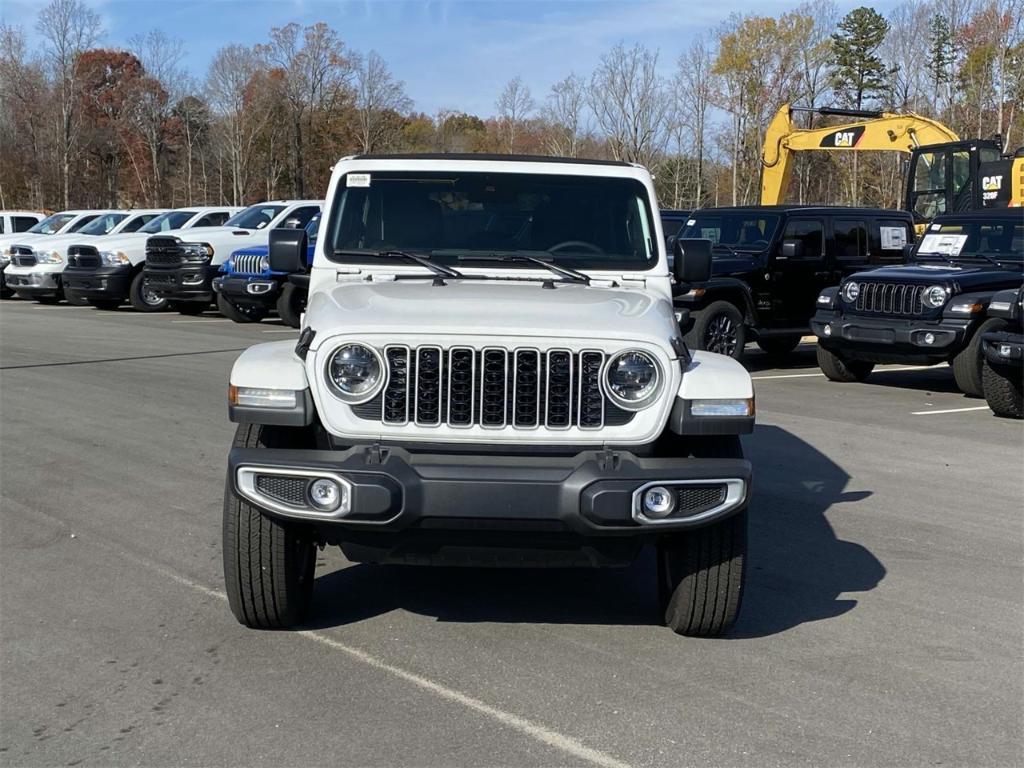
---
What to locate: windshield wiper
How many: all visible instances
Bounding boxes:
[712,243,742,257]
[914,250,958,265]
[448,252,591,285]
[333,249,464,282]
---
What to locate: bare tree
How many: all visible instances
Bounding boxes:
[588,43,669,167]
[258,22,352,198]
[353,50,412,153]
[0,24,51,207]
[541,73,587,157]
[674,40,715,205]
[496,76,535,153]
[36,0,102,208]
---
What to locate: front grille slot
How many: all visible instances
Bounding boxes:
[234,253,265,275]
[255,475,308,506]
[854,282,925,316]
[372,345,629,431]
[146,237,183,266]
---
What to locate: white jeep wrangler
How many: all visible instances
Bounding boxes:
[224,155,755,637]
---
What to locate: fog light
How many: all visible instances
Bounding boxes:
[923,332,935,345]
[823,325,832,336]
[642,486,675,519]
[308,478,343,512]
[1000,344,1013,357]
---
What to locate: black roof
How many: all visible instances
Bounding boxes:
[660,209,691,217]
[691,204,914,216]
[348,153,633,167]
[932,208,1024,222]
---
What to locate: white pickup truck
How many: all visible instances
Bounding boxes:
[1,210,104,299]
[143,200,321,314]
[221,155,755,637]
[62,206,240,311]
[5,210,167,303]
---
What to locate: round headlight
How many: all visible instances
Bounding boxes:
[258,255,270,272]
[325,343,385,402]
[842,281,860,302]
[603,349,662,410]
[922,285,949,309]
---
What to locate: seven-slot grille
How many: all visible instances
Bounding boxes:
[233,252,266,275]
[852,282,927,316]
[68,245,100,268]
[12,246,36,267]
[374,346,618,430]
[145,237,184,265]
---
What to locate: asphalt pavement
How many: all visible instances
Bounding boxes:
[1,297,1021,768]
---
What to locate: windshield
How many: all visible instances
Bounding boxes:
[224,205,286,230]
[326,171,657,271]
[140,211,197,233]
[916,219,1023,262]
[27,213,76,235]
[679,213,780,253]
[78,213,127,236]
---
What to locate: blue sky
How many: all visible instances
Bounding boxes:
[4,0,901,116]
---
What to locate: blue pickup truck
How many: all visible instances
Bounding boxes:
[213,215,318,327]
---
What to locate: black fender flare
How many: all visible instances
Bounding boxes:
[685,278,759,325]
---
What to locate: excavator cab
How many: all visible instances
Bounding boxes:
[904,140,1005,224]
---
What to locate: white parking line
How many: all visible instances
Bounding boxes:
[911,406,990,416]
[752,364,942,381]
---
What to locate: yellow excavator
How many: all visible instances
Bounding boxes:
[761,104,1022,228]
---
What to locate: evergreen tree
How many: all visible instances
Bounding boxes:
[830,6,891,109]
[926,14,954,112]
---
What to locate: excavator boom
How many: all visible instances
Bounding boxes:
[761,104,960,205]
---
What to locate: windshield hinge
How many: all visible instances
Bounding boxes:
[617,277,646,288]
[335,268,363,282]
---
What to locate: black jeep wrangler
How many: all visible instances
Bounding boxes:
[812,210,1023,396]
[673,206,915,359]
[981,286,1023,418]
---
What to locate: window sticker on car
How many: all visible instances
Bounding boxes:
[930,223,942,230]
[347,173,371,188]
[919,233,968,256]
[686,219,696,227]
[880,226,908,250]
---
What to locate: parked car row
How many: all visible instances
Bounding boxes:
[0,200,322,327]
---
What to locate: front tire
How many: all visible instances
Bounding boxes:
[223,424,317,629]
[276,282,305,328]
[129,271,167,312]
[952,319,1003,398]
[982,359,1023,418]
[658,510,747,637]
[685,300,747,360]
[218,294,268,323]
[817,345,874,382]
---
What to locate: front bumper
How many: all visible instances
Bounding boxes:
[213,275,282,305]
[228,445,751,563]
[62,265,132,299]
[5,269,62,297]
[982,330,1023,368]
[812,309,971,363]
[143,263,218,302]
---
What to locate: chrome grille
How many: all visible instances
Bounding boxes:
[12,246,35,267]
[377,345,616,430]
[145,237,183,265]
[233,252,266,275]
[68,245,100,268]
[854,282,926,316]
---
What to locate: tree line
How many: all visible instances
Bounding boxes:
[0,0,1020,213]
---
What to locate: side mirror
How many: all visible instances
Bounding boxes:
[673,238,713,284]
[780,239,804,258]
[269,227,309,274]
[901,242,916,261]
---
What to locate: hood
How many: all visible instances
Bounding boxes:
[851,261,1023,291]
[80,231,150,255]
[159,225,269,262]
[1,233,51,250]
[17,232,101,253]
[306,279,677,348]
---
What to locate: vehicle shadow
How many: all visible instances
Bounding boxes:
[742,344,820,373]
[862,366,963,395]
[304,424,886,637]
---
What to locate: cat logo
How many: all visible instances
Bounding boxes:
[819,126,865,148]
[834,132,856,147]
[982,175,1003,192]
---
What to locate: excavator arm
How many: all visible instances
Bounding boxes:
[761,104,960,205]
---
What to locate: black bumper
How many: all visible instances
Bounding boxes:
[213,275,282,306]
[62,265,132,299]
[982,330,1023,368]
[228,445,751,565]
[812,309,972,364]
[143,263,218,302]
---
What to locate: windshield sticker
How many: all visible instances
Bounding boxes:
[919,233,968,256]
[347,173,371,188]
[686,219,696,227]
[929,223,942,231]
[880,226,907,250]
